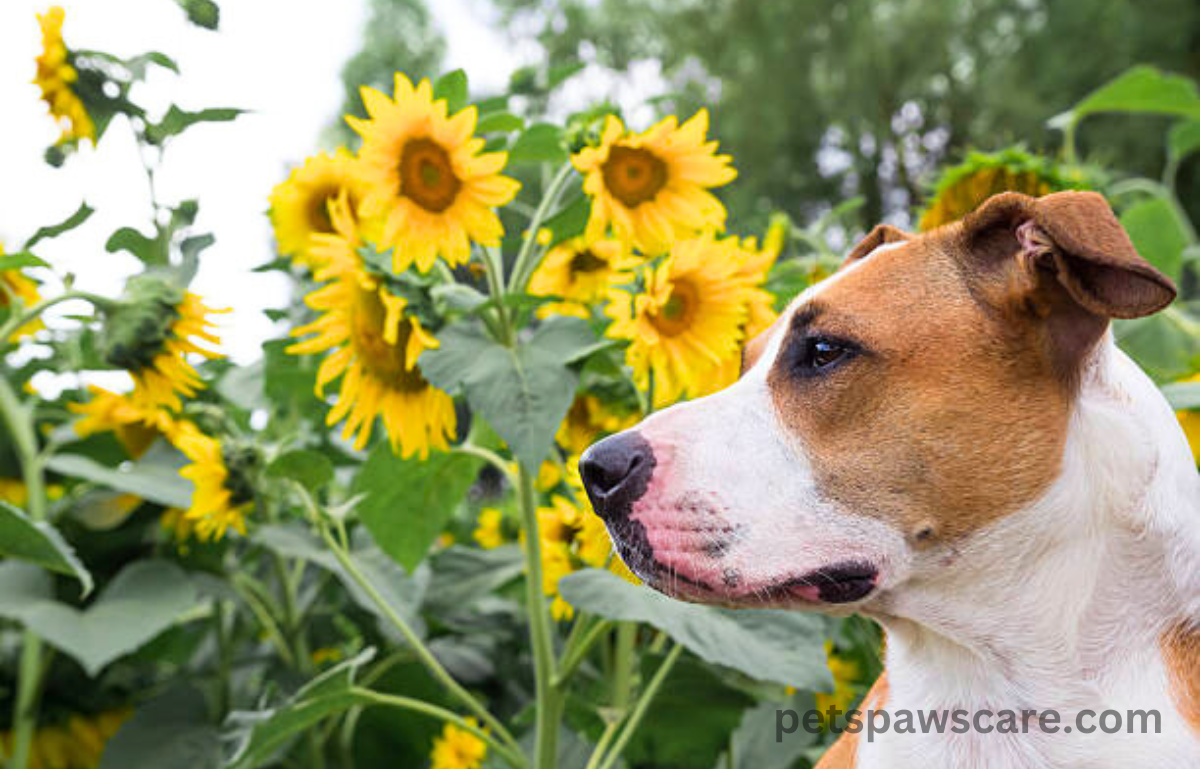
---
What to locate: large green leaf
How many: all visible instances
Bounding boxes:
[727,691,821,769]
[47,452,192,509]
[100,686,220,769]
[433,69,469,114]
[0,252,50,271]
[105,226,162,264]
[508,123,568,165]
[1162,381,1200,410]
[0,560,197,675]
[420,321,580,468]
[541,193,590,248]
[424,544,524,613]
[352,443,480,571]
[1169,119,1200,165]
[559,569,832,689]
[224,649,375,769]
[1120,197,1189,281]
[0,500,92,595]
[265,449,333,492]
[1115,305,1200,383]
[1050,65,1200,129]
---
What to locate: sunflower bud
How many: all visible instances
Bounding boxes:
[219,438,262,507]
[100,275,185,372]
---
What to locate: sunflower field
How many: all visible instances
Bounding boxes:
[2,4,1200,769]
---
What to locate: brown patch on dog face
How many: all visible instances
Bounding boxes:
[767,227,1073,541]
[1163,622,1200,735]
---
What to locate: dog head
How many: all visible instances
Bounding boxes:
[579,191,1176,613]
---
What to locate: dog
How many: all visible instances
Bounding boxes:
[579,191,1200,768]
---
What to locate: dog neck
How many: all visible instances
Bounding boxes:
[862,339,1200,766]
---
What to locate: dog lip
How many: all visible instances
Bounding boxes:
[773,561,880,604]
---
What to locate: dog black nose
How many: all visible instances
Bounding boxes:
[580,431,655,523]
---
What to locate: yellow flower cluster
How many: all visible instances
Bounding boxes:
[33,6,94,146]
[429,718,487,769]
[0,707,130,769]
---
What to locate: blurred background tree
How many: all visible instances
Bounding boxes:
[329,0,1200,235]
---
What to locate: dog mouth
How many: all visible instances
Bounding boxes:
[765,561,880,604]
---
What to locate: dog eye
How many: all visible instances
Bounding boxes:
[798,336,853,373]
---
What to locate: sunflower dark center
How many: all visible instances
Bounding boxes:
[569,249,607,275]
[602,146,668,208]
[399,138,461,213]
[652,280,698,338]
[350,286,429,393]
[307,184,340,234]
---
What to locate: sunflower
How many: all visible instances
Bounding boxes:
[429,717,487,769]
[348,74,520,273]
[537,458,639,621]
[288,195,456,457]
[269,149,371,268]
[529,236,636,318]
[69,385,174,458]
[0,707,131,769]
[101,278,225,415]
[556,394,638,457]
[573,110,736,255]
[0,247,44,341]
[918,147,1091,231]
[33,6,94,146]
[1175,374,1200,465]
[170,421,255,541]
[606,235,754,407]
[814,640,863,728]
[472,507,505,549]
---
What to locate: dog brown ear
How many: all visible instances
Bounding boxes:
[843,223,911,268]
[962,191,1177,370]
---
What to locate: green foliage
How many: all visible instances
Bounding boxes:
[0,501,93,594]
[99,687,221,769]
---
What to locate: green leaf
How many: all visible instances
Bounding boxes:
[46,453,192,509]
[559,569,832,689]
[1169,119,1200,165]
[353,444,480,571]
[122,51,180,80]
[476,111,525,134]
[0,560,197,675]
[1115,305,1200,382]
[263,337,319,411]
[146,106,242,144]
[424,544,524,613]
[100,686,220,769]
[218,358,266,411]
[24,203,94,249]
[728,691,821,769]
[508,123,568,165]
[0,501,92,596]
[434,69,469,114]
[1161,381,1200,410]
[541,194,589,248]
[175,0,220,29]
[420,321,578,468]
[547,61,586,90]
[625,653,756,768]
[1050,65,1200,129]
[225,649,375,769]
[431,283,488,314]
[106,227,163,264]
[179,233,215,282]
[1120,197,1189,281]
[0,252,50,271]
[265,450,333,491]
[529,315,600,364]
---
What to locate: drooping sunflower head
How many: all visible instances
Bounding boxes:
[33,6,95,146]
[0,245,45,341]
[288,257,456,458]
[918,147,1091,232]
[69,385,174,459]
[169,421,257,541]
[101,276,225,414]
[529,235,636,318]
[606,235,753,407]
[348,74,521,273]
[269,149,370,267]
[573,110,736,255]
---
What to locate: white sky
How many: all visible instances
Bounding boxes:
[1,0,529,368]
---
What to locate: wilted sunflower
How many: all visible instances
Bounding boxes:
[529,236,635,318]
[70,385,174,458]
[918,147,1089,231]
[0,707,131,769]
[33,6,94,146]
[429,717,487,769]
[573,110,736,255]
[349,74,520,273]
[607,235,754,407]
[169,421,255,540]
[0,245,44,341]
[101,277,225,414]
[269,149,370,268]
[288,194,456,457]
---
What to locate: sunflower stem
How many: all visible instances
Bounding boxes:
[594,643,684,769]
[0,289,115,346]
[516,464,562,769]
[307,490,524,759]
[508,162,576,296]
[0,375,49,769]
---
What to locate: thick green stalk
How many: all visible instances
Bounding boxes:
[0,375,48,769]
[517,465,561,769]
[611,622,637,710]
